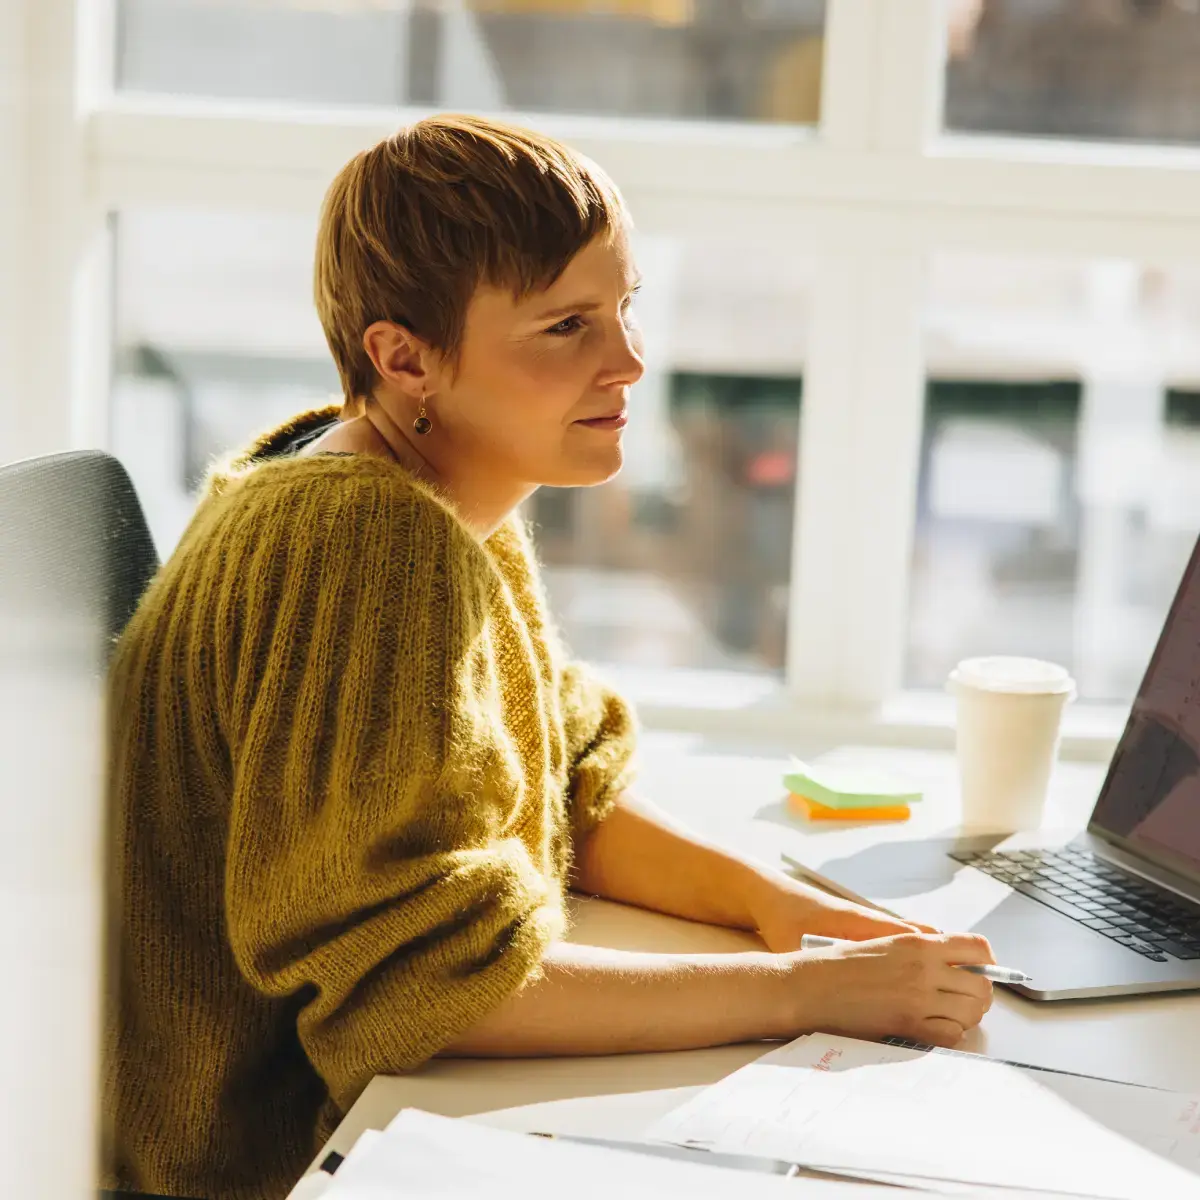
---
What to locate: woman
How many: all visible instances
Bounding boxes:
[103,114,993,1200]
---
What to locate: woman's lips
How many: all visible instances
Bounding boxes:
[575,412,628,431]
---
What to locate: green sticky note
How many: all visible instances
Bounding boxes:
[782,759,923,810]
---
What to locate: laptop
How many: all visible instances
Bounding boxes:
[787,532,1200,1001]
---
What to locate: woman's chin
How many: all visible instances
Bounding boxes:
[542,447,624,488]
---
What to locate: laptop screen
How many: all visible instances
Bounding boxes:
[1090,534,1200,885]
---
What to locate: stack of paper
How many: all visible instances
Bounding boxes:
[646,1034,1200,1198]
[307,1109,916,1199]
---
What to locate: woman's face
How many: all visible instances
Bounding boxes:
[429,227,645,490]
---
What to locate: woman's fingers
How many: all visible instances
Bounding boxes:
[919,1017,967,1048]
[931,987,990,1032]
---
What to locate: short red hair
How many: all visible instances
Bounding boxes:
[314,113,627,408]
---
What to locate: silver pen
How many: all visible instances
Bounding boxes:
[799,933,1034,985]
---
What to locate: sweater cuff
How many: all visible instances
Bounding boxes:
[567,689,638,841]
[571,734,638,840]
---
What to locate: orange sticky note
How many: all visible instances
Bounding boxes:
[788,792,911,822]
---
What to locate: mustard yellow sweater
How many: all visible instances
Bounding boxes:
[102,410,636,1200]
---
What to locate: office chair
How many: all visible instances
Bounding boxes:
[0,451,166,1200]
[0,450,160,662]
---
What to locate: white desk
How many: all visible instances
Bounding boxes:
[295,732,1200,1187]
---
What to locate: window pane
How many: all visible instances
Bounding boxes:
[944,0,1200,145]
[117,0,827,125]
[112,210,808,676]
[907,254,1200,703]
[534,372,800,674]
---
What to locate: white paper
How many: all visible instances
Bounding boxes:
[317,1108,908,1200]
[647,1034,1200,1200]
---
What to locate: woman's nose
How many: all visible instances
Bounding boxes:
[605,323,645,388]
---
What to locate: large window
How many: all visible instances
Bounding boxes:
[12,0,1200,739]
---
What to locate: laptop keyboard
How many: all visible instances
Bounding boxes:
[949,845,1200,963]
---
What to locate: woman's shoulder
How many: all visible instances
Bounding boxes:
[122,456,499,642]
[199,453,478,558]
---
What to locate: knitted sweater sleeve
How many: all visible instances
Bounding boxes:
[558,661,638,841]
[213,471,562,1111]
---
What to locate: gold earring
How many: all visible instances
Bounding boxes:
[413,394,432,436]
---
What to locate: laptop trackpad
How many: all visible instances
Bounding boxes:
[810,837,1155,998]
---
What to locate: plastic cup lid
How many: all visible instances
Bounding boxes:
[948,656,1076,696]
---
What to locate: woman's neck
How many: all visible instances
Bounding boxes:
[334,403,533,541]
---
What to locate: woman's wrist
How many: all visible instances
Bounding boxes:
[756,948,820,1040]
[736,860,800,931]
[724,948,800,1042]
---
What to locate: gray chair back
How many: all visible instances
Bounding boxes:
[0,451,160,668]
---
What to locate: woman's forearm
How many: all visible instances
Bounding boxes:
[570,793,773,931]
[443,932,999,1058]
[441,941,791,1057]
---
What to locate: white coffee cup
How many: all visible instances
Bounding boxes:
[947,656,1076,831]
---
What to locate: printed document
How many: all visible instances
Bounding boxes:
[646,1034,1200,1199]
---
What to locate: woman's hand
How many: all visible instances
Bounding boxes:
[785,932,996,1048]
[747,871,937,952]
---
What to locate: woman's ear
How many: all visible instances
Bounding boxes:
[362,320,429,400]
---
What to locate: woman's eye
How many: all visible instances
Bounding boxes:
[545,315,584,336]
